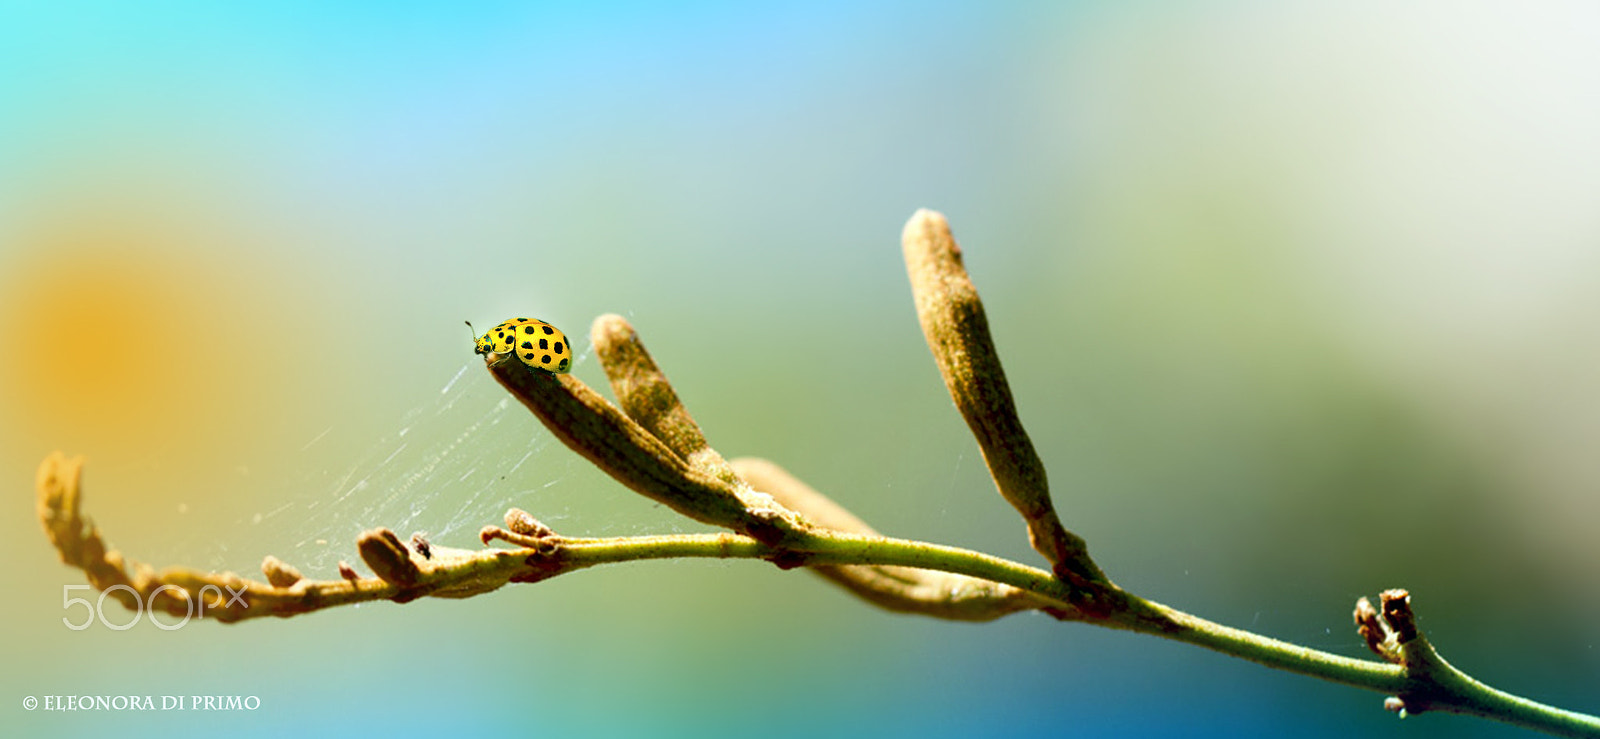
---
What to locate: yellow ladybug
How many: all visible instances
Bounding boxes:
[472,317,572,374]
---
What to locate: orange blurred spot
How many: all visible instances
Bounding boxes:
[0,220,239,453]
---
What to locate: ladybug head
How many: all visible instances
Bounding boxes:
[467,321,494,356]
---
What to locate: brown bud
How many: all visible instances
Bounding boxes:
[358,528,420,587]
[1354,596,1389,656]
[505,508,553,538]
[1380,589,1417,644]
[261,556,303,588]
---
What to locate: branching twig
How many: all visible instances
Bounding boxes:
[34,210,1600,737]
[731,456,1059,621]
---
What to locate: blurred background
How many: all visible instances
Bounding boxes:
[3,2,1598,736]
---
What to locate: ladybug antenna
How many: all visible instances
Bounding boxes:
[465,320,477,341]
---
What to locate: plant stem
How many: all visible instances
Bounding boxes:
[554,530,1600,738]
[1118,597,1600,738]
[1125,594,1400,688]
[35,446,1600,736]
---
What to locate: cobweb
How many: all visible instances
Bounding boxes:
[260,351,591,576]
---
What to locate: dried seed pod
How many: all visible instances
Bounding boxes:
[592,314,741,489]
[902,210,1091,579]
[485,345,804,546]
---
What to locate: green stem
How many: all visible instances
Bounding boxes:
[1124,598,1600,738]
[1132,595,1399,688]
[557,531,1075,603]
[554,530,1600,738]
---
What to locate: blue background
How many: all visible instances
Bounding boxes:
[3,2,1599,736]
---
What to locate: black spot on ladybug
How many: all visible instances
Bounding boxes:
[521,341,532,349]
[559,358,569,371]
[542,325,553,334]
[523,326,535,334]
[541,354,552,364]
[539,338,548,350]
[522,352,535,361]
[554,341,564,353]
